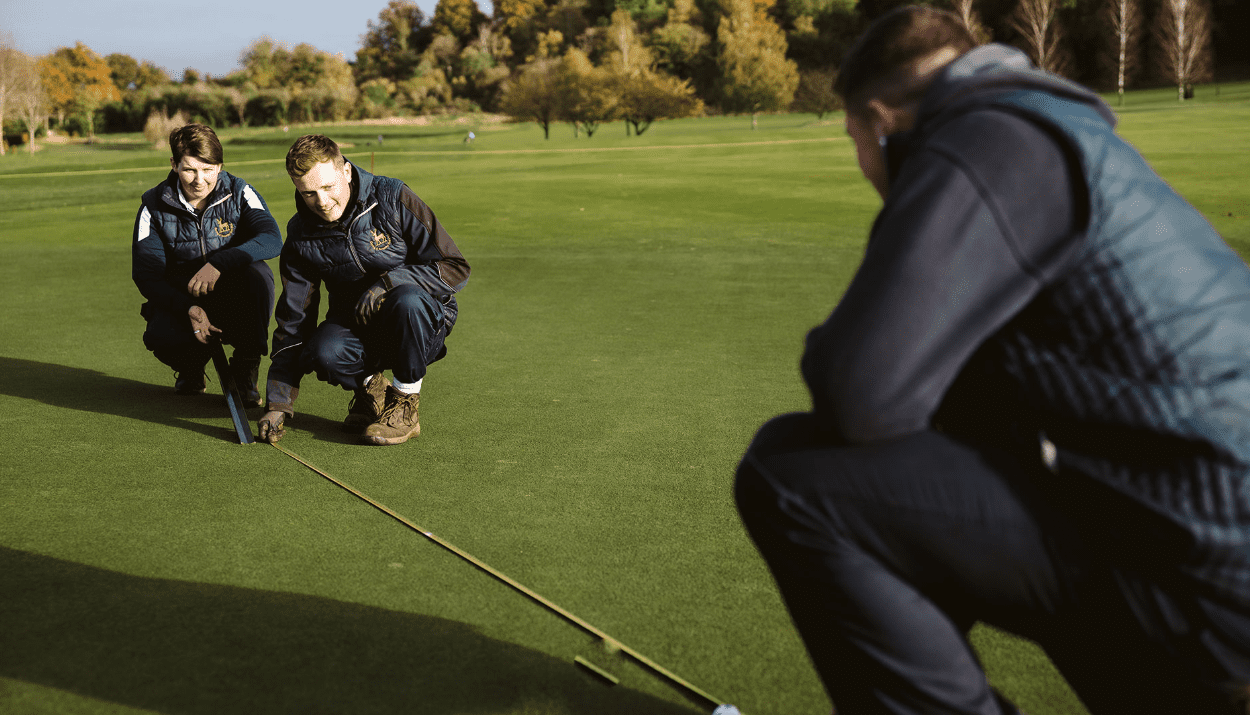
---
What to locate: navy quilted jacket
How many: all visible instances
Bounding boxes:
[131,170,281,314]
[266,163,470,414]
[801,45,1250,605]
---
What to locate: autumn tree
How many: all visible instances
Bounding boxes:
[456,24,513,109]
[106,53,140,92]
[618,70,703,134]
[1154,0,1213,101]
[13,51,47,155]
[135,61,170,89]
[791,66,840,117]
[1103,0,1141,104]
[650,0,713,80]
[495,0,547,60]
[40,43,119,141]
[433,0,490,43]
[497,0,547,34]
[0,34,20,155]
[500,58,563,138]
[1010,0,1069,75]
[556,48,618,137]
[239,38,284,89]
[225,86,249,126]
[355,0,429,83]
[235,39,358,121]
[781,0,863,75]
[716,0,799,123]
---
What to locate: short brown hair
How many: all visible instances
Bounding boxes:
[835,5,978,115]
[286,134,345,177]
[169,123,223,165]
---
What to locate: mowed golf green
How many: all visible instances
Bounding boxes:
[1,82,1247,715]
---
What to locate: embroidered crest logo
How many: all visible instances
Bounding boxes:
[368,228,392,251]
[213,218,235,238]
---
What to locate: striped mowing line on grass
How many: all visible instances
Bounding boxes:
[0,137,846,180]
[269,441,738,714]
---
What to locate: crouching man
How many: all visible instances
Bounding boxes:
[735,7,1250,714]
[257,135,470,446]
[132,123,281,405]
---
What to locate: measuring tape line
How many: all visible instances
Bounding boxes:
[268,441,731,711]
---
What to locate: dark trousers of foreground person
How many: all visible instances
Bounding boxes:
[142,261,274,371]
[300,284,447,391]
[736,412,1250,715]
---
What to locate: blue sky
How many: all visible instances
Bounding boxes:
[2,0,492,80]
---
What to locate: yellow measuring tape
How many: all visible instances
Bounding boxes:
[269,441,733,712]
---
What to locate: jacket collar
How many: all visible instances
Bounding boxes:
[159,169,232,214]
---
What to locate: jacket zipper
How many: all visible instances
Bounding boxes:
[344,202,379,276]
[198,194,232,259]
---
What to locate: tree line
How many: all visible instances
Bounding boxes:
[0,0,1244,152]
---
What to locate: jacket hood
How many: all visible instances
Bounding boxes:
[917,44,1116,130]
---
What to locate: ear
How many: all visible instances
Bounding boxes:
[169,156,178,171]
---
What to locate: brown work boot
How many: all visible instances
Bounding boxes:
[342,372,390,432]
[229,355,262,408]
[362,386,420,445]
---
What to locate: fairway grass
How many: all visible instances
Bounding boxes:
[2,84,1247,715]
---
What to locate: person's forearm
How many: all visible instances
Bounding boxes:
[207,206,282,271]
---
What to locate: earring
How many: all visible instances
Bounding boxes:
[878,135,887,148]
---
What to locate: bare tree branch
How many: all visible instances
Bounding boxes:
[950,0,991,44]
[12,51,47,155]
[1103,0,1141,104]
[1154,0,1213,101]
[1011,0,1069,76]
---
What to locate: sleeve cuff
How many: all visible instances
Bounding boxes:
[265,379,298,417]
[207,247,250,272]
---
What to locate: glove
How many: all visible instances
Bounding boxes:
[355,275,392,326]
[257,411,286,443]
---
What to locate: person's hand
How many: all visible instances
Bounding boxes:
[187,263,222,297]
[257,411,286,443]
[356,281,388,326]
[188,305,222,344]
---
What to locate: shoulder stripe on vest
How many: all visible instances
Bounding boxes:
[137,206,151,241]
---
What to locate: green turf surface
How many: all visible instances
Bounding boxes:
[1,83,1247,715]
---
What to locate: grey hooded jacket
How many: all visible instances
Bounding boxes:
[800,45,1250,606]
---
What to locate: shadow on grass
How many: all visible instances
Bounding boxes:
[0,356,250,443]
[0,546,698,714]
[0,356,371,446]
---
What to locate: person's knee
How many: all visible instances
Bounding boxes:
[303,325,359,378]
[143,312,193,352]
[387,285,441,324]
[307,336,348,371]
[218,261,274,301]
[734,453,773,528]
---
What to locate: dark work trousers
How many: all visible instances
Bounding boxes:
[735,412,1250,715]
[301,284,447,393]
[142,261,275,371]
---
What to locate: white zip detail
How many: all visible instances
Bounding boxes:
[272,342,304,357]
[344,202,379,276]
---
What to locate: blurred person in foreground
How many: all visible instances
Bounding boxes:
[257,135,469,446]
[735,7,1250,714]
[132,123,281,405]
